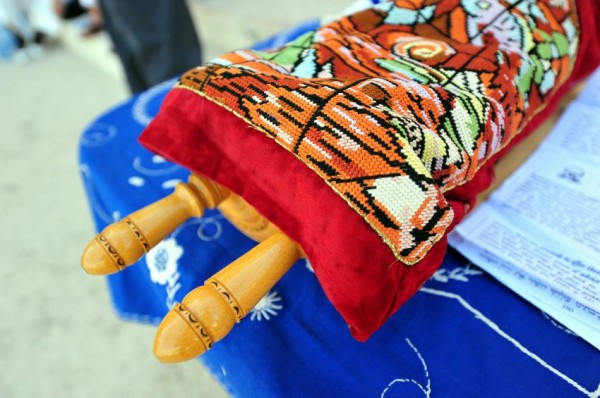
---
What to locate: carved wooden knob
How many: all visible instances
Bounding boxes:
[153,233,303,362]
[81,175,229,275]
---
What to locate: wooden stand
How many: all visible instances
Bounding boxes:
[81,174,301,361]
[153,233,302,362]
[218,195,281,242]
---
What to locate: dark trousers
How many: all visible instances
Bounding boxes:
[99,0,202,93]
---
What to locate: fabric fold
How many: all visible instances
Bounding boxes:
[140,0,600,340]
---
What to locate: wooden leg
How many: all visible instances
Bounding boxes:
[218,195,281,242]
[81,173,302,362]
[153,233,303,363]
[81,175,229,275]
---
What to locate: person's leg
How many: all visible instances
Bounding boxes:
[144,0,202,86]
[82,5,102,36]
[0,0,20,30]
[98,0,201,93]
[28,0,61,39]
[97,0,146,92]
[0,0,33,41]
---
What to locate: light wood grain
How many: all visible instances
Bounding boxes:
[81,175,230,275]
[153,233,302,362]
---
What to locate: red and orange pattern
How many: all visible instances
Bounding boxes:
[176,0,579,265]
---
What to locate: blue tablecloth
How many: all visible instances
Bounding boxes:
[79,22,599,398]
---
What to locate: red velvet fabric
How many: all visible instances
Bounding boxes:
[140,0,600,341]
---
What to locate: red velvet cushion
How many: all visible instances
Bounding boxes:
[140,0,600,340]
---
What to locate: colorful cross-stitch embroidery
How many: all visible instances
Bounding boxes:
[176,0,579,265]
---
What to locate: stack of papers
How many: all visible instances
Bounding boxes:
[449,68,600,351]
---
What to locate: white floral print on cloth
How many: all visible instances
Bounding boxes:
[146,238,183,285]
[250,291,283,321]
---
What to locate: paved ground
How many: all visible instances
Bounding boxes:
[0,1,347,396]
[0,38,229,398]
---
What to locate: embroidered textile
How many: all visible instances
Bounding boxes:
[175,0,579,264]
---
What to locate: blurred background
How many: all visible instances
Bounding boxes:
[0,0,347,396]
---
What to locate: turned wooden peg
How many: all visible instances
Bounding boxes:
[153,233,303,363]
[218,195,281,242]
[81,175,230,275]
